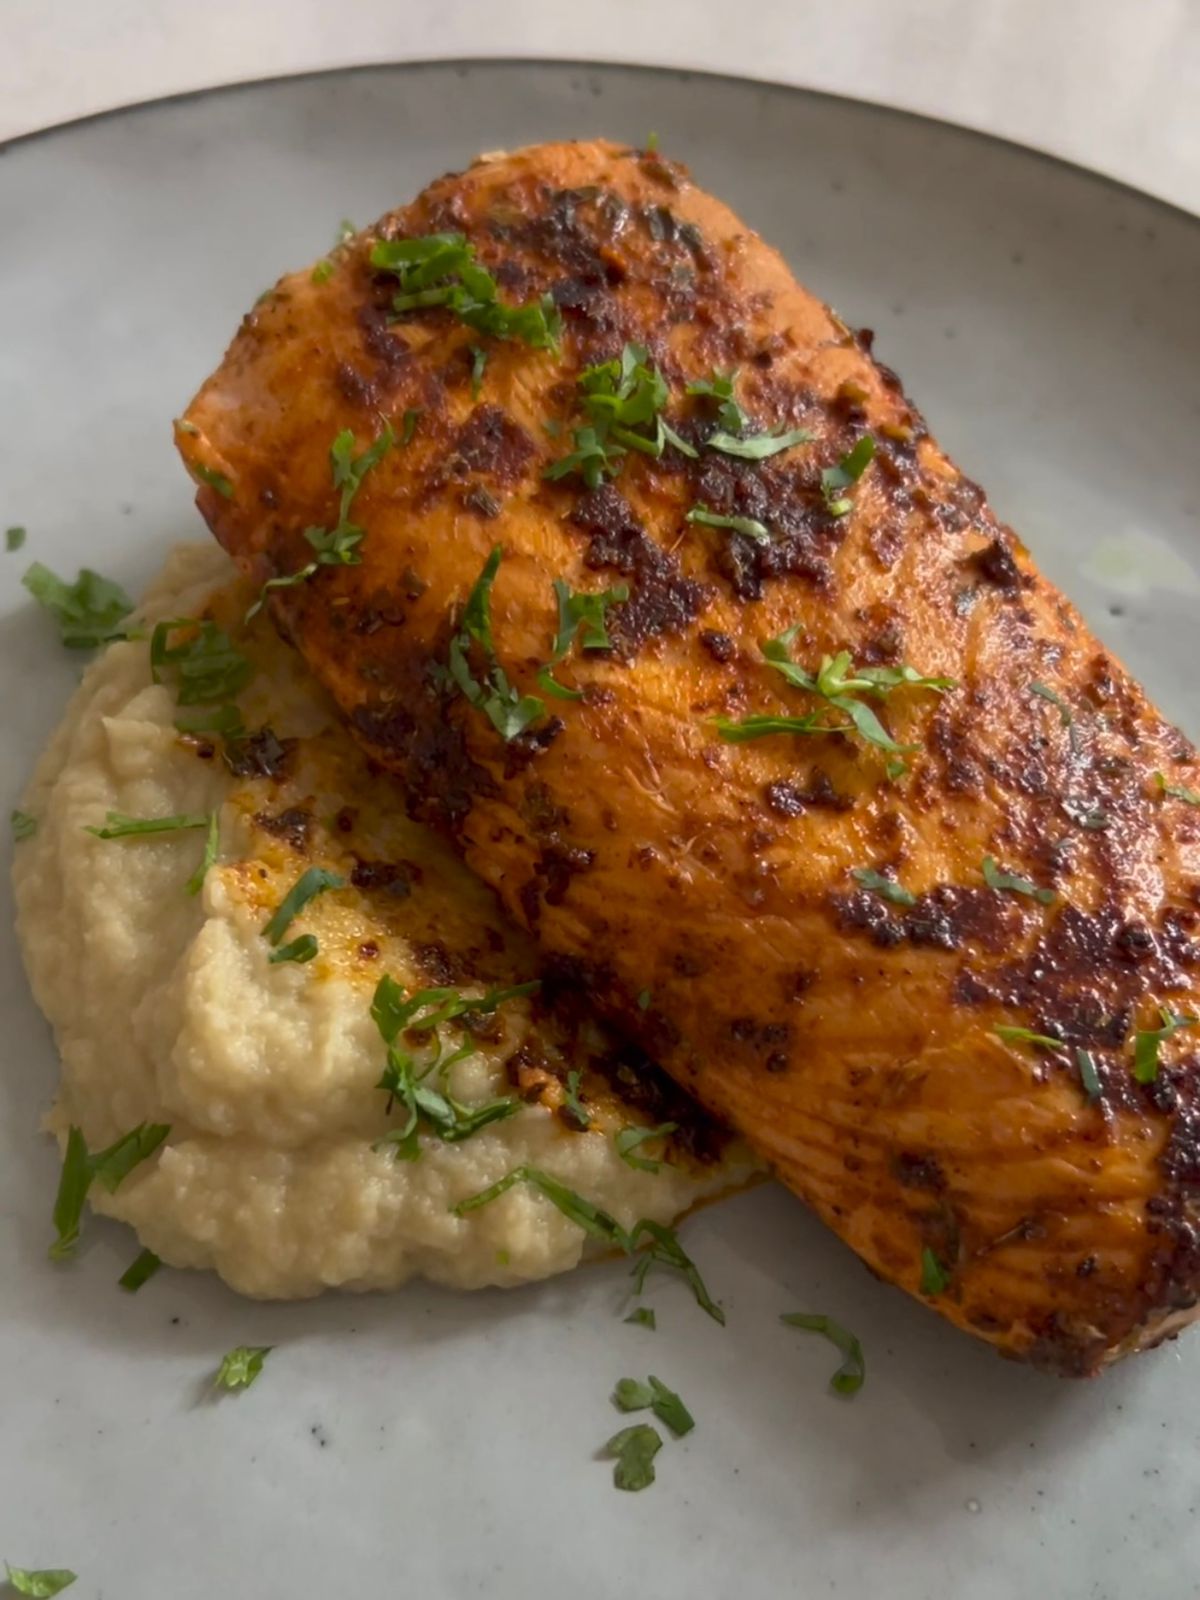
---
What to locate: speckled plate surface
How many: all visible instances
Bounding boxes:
[2,62,1199,1600]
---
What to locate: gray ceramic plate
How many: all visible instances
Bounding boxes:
[2,62,1199,1600]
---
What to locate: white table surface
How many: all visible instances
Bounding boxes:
[3,0,1199,217]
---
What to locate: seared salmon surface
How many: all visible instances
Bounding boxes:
[178,140,1200,1373]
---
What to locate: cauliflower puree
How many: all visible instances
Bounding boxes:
[14,543,755,1298]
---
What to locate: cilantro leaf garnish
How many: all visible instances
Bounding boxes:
[820,434,875,515]
[536,577,629,698]
[453,1167,724,1322]
[919,1247,951,1295]
[624,1307,657,1330]
[11,810,36,842]
[546,342,695,487]
[247,422,395,618]
[613,1374,695,1435]
[605,1423,662,1491]
[1030,681,1073,726]
[469,344,487,400]
[268,934,320,965]
[261,867,345,947]
[1076,1048,1102,1101]
[6,525,26,552]
[562,1069,591,1130]
[185,810,221,896]
[781,1312,866,1394]
[150,617,253,707]
[850,867,916,907]
[4,1565,77,1596]
[118,1247,162,1292]
[50,1122,170,1261]
[981,856,1056,904]
[1156,771,1200,807]
[447,546,545,738]
[994,1025,1066,1052]
[370,975,536,1158]
[685,505,771,545]
[370,233,561,348]
[614,1121,678,1173]
[718,630,953,754]
[685,370,748,433]
[706,426,811,460]
[85,810,210,840]
[1133,1007,1200,1084]
[23,563,135,649]
[189,462,234,499]
[213,1345,273,1392]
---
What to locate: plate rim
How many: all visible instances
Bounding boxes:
[2,54,1198,234]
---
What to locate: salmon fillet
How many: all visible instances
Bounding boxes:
[177,139,1200,1373]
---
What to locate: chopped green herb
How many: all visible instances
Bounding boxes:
[850,867,915,907]
[685,504,771,545]
[613,1375,694,1435]
[6,525,26,552]
[150,617,252,706]
[454,1168,723,1322]
[50,1122,170,1260]
[706,426,811,460]
[686,371,748,433]
[190,462,234,499]
[644,131,660,154]
[821,434,875,515]
[311,258,336,285]
[562,1069,591,1129]
[1156,771,1200,807]
[885,758,908,780]
[919,1247,951,1296]
[636,988,652,1011]
[994,1025,1067,1052]
[546,342,695,487]
[537,577,629,697]
[213,1345,273,1391]
[11,810,36,842]
[246,422,395,618]
[624,1307,656,1330]
[1133,1007,1200,1084]
[184,810,221,896]
[1030,681,1073,727]
[981,856,1056,904]
[268,934,319,965]
[614,1122,678,1173]
[1076,1048,1102,1101]
[447,546,545,738]
[605,1423,662,1491]
[370,232,561,348]
[118,1247,162,1292]
[4,1566,76,1597]
[23,563,135,649]
[781,1312,866,1395]
[174,703,245,737]
[262,867,345,946]
[469,344,487,400]
[85,810,210,840]
[720,632,952,754]
[401,408,422,445]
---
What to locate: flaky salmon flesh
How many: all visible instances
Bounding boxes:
[177,139,1200,1375]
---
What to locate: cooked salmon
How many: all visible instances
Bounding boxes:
[177,139,1200,1373]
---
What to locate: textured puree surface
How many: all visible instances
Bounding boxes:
[13,543,755,1297]
[179,140,1200,1370]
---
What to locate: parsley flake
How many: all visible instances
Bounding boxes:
[370,232,561,348]
[4,1566,77,1597]
[821,434,875,515]
[469,344,487,400]
[213,1345,273,1391]
[268,934,319,965]
[562,1069,591,1130]
[685,505,771,545]
[150,616,252,707]
[537,577,629,698]
[1030,681,1073,726]
[11,810,36,842]
[262,867,345,947]
[189,462,234,499]
[686,371,748,433]
[624,1307,657,1330]
[614,1122,678,1173]
[1156,771,1200,807]
[23,563,135,649]
[919,1247,951,1296]
[118,1247,162,1292]
[605,1423,662,1491]
[1076,1047,1103,1101]
[85,810,210,840]
[706,426,811,460]
[6,525,26,552]
[50,1122,170,1260]
[981,856,1055,904]
[447,546,545,738]
[851,867,915,907]
[613,1374,694,1436]
[781,1312,866,1395]
[1133,1007,1200,1084]
[994,1025,1066,1052]
[546,342,695,487]
[185,811,221,896]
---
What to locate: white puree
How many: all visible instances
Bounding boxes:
[14,544,753,1298]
